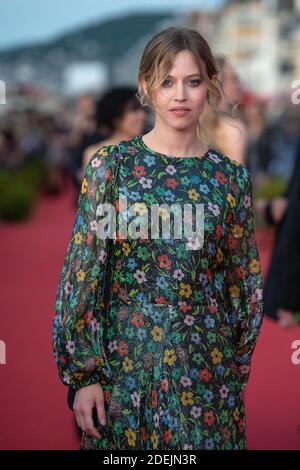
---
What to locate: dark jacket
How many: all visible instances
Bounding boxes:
[263,140,300,319]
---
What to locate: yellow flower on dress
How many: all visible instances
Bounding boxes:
[122,243,131,256]
[133,202,148,215]
[125,428,136,447]
[216,247,224,264]
[179,282,192,298]
[151,430,158,449]
[181,391,194,406]
[188,188,200,201]
[229,285,240,299]
[74,232,82,244]
[76,319,85,333]
[249,259,260,274]
[210,347,223,364]
[81,177,88,194]
[91,279,98,293]
[123,356,133,372]
[227,193,236,208]
[232,224,243,239]
[233,407,240,422]
[164,349,177,366]
[151,326,164,342]
[74,372,84,381]
[98,147,108,156]
[158,207,169,220]
[76,269,86,282]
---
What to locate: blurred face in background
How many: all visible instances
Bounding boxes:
[77,95,95,117]
[242,99,267,127]
[145,49,209,132]
[221,61,242,107]
[115,101,146,137]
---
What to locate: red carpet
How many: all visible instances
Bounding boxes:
[0,191,299,450]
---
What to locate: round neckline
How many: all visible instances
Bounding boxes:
[133,134,211,161]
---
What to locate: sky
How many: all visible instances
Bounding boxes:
[0,0,224,50]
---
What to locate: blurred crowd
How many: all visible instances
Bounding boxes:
[0,88,149,197]
[1,58,300,199]
[1,58,300,326]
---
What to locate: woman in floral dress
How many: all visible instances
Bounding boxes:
[52,27,264,450]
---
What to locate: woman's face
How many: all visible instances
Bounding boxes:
[117,104,147,137]
[145,49,209,132]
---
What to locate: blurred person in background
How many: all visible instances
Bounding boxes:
[265,105,299,184]
[68,94,99,147]
[67,94,105,195]
[81,86,147,178]
[44,122,71,194]
[260,133,300,327]
[200,56,247,165]
[0,128,24,169]
[240,95,268,190]
[19,109,46,163]
[253,105,300,190]
[255,104,300,231]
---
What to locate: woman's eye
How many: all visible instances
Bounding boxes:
[161,79,202,87]
[189,80,201,86]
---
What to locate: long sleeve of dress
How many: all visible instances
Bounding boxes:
[52,145,117,391]
[225,164,264,388]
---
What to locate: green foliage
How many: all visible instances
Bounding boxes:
[0,159,47,221]
[255,176,287,200]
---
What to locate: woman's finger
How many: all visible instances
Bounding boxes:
[82,406,102,439]
[74,410,84,431]
[94,391,106,426]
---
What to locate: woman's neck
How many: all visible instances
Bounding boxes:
[142,128,208,158]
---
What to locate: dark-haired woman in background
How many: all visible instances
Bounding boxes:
[81,86,147,178]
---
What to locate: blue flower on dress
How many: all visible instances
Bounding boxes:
[204,316,215,329]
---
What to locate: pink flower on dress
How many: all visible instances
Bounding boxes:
[91,157,102,168]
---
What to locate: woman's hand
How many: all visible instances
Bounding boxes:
[73,383,106,439]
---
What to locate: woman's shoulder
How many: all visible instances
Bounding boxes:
[83,140,116,164]
[208,147,252,204]
[82,143,120,191]
[87,142,119,167]
[210,146,250,180]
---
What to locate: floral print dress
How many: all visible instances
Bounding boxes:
[52,134,264,450]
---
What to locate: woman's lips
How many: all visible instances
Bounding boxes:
[170,109,190,116]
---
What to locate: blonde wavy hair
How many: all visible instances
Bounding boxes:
[200,55,243,149]
[135,26,225,143]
